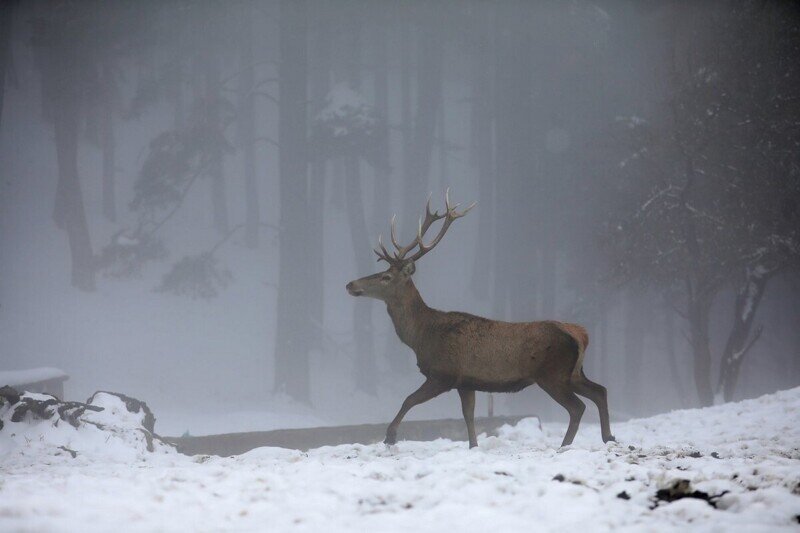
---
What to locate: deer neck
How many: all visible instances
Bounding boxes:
[385,280,432,350]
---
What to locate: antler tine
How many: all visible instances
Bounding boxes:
[455,201,477,218]
[407,191,476,262]
[379,190,475,263]
[388,213,421,259]
[373,234,394,263]
[389,214,401,251]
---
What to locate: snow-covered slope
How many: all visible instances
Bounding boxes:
[1,388,798,532]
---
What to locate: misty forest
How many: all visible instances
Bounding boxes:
[1,1,799,531]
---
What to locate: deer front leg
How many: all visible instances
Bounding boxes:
[385,379,448,445]
[458,389,478,448]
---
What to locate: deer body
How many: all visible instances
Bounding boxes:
[386,283,577,392]
[347,191,614,448]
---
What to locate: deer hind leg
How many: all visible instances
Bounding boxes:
[385,378,449,445]
[458,389,478,448]
[539,377,586,447]
[571,370,615,443]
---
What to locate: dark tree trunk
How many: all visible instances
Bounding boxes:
[205,55,229,234]
[539,240,557,316]
[307,0,331,349]
[494,1,534,321]
[469,7,495,300]
[100,63,116,222]
[597,301,609,386]
[35,15,95,292]
[0,1,17,129]
[664,301,687,405]
[399,17,414,218]
[437,101,447,190]
[371,20,391,236]
[170,58,184,132]
[52,88,95,291]
[238,8,259,249]
[274,0,310,403]
[718,267,770,402]
[403,8,442,236]
[343,17,377,396]
[687,289,714,406]
[345,158,377,396]
[623,292,645,410]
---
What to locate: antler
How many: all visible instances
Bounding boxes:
[373,188,476,264]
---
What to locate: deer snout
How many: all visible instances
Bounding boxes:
[346,281,364,296]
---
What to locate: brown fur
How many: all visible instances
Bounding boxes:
[347,264,615,448]
[551,322,589,380]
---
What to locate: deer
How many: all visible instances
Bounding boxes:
[346,190,614,449]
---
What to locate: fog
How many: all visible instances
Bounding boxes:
[1,0,798,437]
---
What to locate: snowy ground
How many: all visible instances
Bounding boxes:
[1,388,799,532]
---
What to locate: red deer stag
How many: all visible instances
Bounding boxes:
[346,191,614,448]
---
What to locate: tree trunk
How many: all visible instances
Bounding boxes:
[539,241,557,316]
[100,62,116,222]
[623,291,644,410]
[469,9,495,300]
[52,89,95,291]
[238,8,259,248]
[494,1,534,321]
[400,17,414,216]
[0,1,17,129]
[35,16,96,292]
[345,158,377,396]
[205,55,229,234]
[597,299,609,386]
[687,290,714,406]
[307,0,331,350]
[171,57,184,132]
[664,302,687,405]
[371,20,390,240]
[718,266,769,402]
[343,17,377,396]
[403,9,442,237]
[274,0,310,403]
[437,100,447,190]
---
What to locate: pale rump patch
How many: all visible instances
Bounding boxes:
[552,322,589,379]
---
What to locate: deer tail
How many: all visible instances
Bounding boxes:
[554,322,589,381]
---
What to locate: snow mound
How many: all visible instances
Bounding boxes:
[1,387,799,531]
[0,387,176,464]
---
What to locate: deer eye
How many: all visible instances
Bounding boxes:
[380,274,393,282]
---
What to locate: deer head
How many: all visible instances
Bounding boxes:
[346,189,475,302]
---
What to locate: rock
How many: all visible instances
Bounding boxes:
[653,479,729,509]
[87,391,156,433]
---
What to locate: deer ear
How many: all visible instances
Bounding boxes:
[401,260,416,277]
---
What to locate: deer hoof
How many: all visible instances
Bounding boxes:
[384,432,397,446]
[603,435,617,443]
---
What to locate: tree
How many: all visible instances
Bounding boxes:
[604,1,800,404]
[31,4,96,291]
[274,0,311,403]
[237,3,260,249]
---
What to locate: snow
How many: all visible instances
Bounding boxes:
[315,83,377,137]
[2,388,799,531]
[0,367,67,387]
[0,391,173,463]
